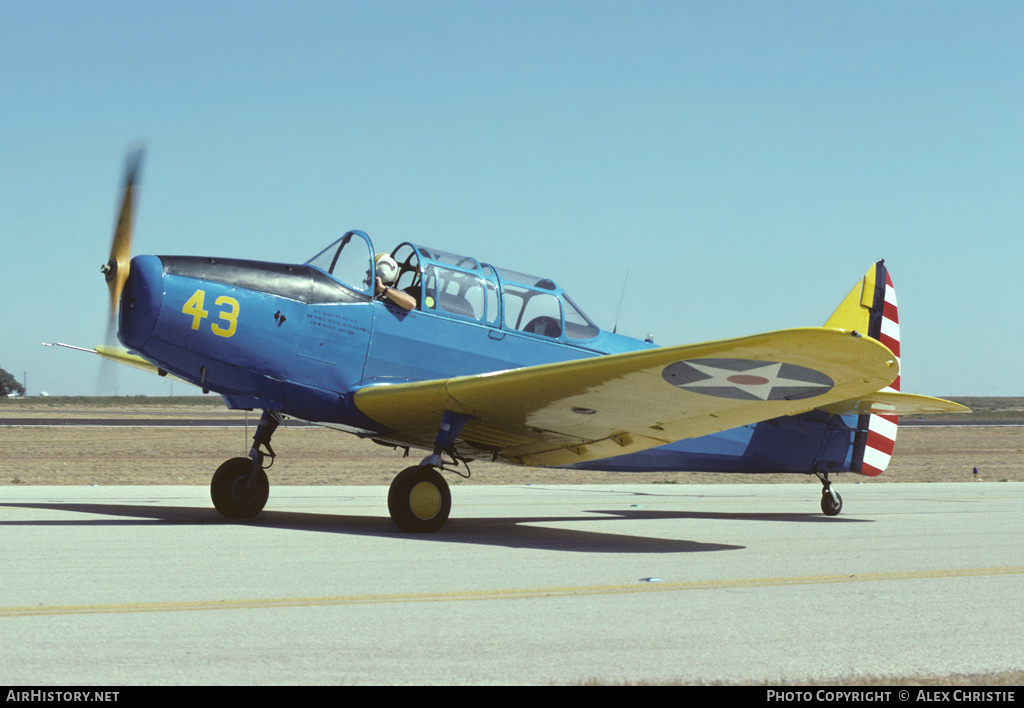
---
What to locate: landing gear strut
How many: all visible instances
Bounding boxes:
[815,470,843,516]
[211,410,279,519]
[387,410,470,533]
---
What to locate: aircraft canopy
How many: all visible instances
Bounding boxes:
[305,232,599,340]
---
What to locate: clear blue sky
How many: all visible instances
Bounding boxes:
[2,1,1021,397]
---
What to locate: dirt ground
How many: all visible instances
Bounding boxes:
[1,404,1020,486]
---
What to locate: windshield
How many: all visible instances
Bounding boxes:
[306,231,374,293]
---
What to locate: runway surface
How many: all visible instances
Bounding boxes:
[1,482,1021,685]
[2,416,1018,426]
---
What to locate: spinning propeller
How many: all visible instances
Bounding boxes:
[94,149,144,394]
[100,149,144,338]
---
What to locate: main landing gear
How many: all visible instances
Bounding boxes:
[387,465,452,533]
[386,410,471,533]
[210,410,279,519]
[815,470,843,516]
[209,409,467,532]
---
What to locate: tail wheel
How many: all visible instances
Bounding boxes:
[388,466,451,533]
[211,457,269,519]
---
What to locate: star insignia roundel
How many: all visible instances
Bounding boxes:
[662,358,834,401]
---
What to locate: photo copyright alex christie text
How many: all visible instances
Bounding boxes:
[766,690,1016,704]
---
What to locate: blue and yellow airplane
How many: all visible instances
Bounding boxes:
[82,151,967,532]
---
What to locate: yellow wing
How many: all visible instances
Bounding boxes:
[95,345,169,376]
[354,327,902,467]
[43,342,192,385]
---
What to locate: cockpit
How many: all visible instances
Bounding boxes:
[306,231,600,341]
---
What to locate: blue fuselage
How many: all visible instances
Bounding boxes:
[119,248,860,476]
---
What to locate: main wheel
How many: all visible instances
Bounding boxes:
[388,466,451,533]
[821,489,843,516]
[211,457,269,519]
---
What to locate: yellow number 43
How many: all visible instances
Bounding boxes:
[182,289,239,338]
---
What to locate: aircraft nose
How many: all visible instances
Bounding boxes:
[118,254,164,350]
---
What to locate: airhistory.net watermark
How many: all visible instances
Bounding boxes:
[6,692,119,703]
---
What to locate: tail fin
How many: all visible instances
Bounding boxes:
[825,260,900,476]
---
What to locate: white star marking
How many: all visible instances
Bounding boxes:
[682,361,827,401]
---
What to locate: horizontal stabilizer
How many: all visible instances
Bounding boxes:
[817,392,970,416]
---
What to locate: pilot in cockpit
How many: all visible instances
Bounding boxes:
[374,253,416,311]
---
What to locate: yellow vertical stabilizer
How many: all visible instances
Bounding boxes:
[824,264,878,334]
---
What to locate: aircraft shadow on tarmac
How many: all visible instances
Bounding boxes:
[0,501,868,554]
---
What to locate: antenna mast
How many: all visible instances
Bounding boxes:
[612,269,629,334]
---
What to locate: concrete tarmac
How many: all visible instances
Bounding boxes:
[1,482,1021,685]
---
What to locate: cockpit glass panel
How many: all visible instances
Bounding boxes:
[503,284,562,338]
[422,264,497,323]
[306,232,374,293]
[494,266,556,290]
[417,247,482,271]
[562,294,599,340]
[336,243,373,292]
[306,242,340,273]
[391,243,422,304]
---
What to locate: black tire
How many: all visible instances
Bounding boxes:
[387,466,451,533]
[211,457,269,519]
[821,490,843,516]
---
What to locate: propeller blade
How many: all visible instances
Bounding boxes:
[97,148,144,395]
[101,149,144,317]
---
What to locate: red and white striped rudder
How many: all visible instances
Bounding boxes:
[860,267,900,475]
